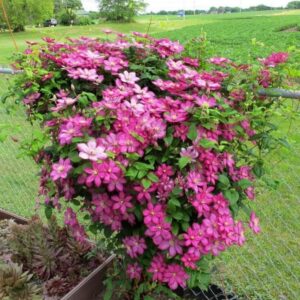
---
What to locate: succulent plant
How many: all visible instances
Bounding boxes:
[0,262,41,300]
[7,215,105,297]
[43,276,72,298]
[0,219,14,259]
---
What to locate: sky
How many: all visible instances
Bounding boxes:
[82,0,291,12]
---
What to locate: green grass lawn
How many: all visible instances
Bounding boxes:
[0,10,300,300]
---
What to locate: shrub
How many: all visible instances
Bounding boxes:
[11,32,288,298]
[74,16,93,26]
[58,10,77,26]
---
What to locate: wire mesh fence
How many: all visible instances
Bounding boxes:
[0,72,39,217]
[0,70,299,300]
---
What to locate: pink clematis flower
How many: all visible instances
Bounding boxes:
[143,202,165,225]
[163,264,189,290]
[195,95,217,108]
[249,212,261,234]
[148,254,166,282]
[158,235,183,257]
[186,171,205,192]
[123,235,147,258]
[126,263,142,281]
[67,68,104,83]
[84,162,103,187]
[50,158,72,181]
[119,71,139,85]
[181,252,200,269]
[112,192,133,214]
[77,139,107,161]
[51,97,77,112]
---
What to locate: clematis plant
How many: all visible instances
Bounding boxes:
[10,32,288,298]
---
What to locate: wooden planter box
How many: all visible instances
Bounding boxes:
[0,208,115,300]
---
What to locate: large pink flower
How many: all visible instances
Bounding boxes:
[77,139,107,161]
[112,192,133,214]
[50,158,72,181]
[123,236,147,258]
[148,254,166,282]
[158,235,183,257]
[119,71,139,85]
[84,162,103,187]
[126,263,142,281]
[163,264,189,290]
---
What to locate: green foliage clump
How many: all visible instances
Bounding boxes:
[0,0,54,32]
[0,262,41,300]
[98,0,147,22]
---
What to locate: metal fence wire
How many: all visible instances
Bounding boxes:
[0,69,299,300]
[0,71,39,217]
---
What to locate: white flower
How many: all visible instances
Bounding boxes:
[77,139,107,161]
[119,71,139,85]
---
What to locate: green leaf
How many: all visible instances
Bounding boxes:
[253,162,264,178]
[172,222,179,235]
[181,222,189,231]
[178,156,191,169]
[130,131,145,143]
[126,167,139,179]
[126,153,140,160]
[187,270,211,290]
[171,187,182,196]
[188,123,198,141]
[137,170,148,179]
[142,178,152,189]
[73,163,90,175]
[218,174,230,187]
[173,211,184,220]
[277,138,291,149]
[103,278,114,300]
[199,138,217,149]
[165,216,173,223]
[68,151,81,163]
[241,203,252,217]
[237,179,252,190]
[147,172,159,182]
[169,197,181,207]
[89,223,99,235]
[45,206,53,219]
[224,189,240,205]
[134,162,154,171]
[134,206,143,221]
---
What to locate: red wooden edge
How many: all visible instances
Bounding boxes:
[0,208,115,300]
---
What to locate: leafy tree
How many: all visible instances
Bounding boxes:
[54,0,82,15]
[59,9,77,25]
[287,1,300,9]
[208,7,219,13]
[54,0,64,15]
[64,0,82,10]
[0,0,54,32]
[97,0,147,22]
[27,0,55,25]
[249,5,272,11]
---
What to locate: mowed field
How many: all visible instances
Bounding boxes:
[0,10,300,300]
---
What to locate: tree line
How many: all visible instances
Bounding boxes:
[0,0,83,32]
[1,0,300,32]
[149,2,300,15]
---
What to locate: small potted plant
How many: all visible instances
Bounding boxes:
[8,32,288,298]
